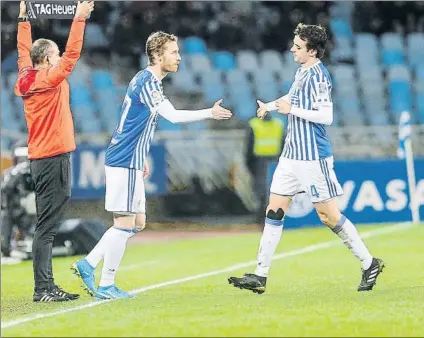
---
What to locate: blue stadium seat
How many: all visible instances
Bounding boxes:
[84,23,108,48]
[227,84,253,106]
[68,70,89,88]
[407,33,424,67]
[80,118,103,133]
[416,64,424,82]
[203,83,225,106]
[387,65,411,82]
[389,81,412,115]
[225,70,248,86]
[171,71,198,92]
[355,33,379,66]
[200,70,222,86]
[331,36,354,63]
[157,117,182,131]
[188,54,212,72]
[415,94,424,123]
[72,103,97,121]
[255,81,279,103]
[12,96,25,120]
[1,136,12,151]
[382,50,405,66]
[358,66,383,84]
[92,71,114,90]
[70,86,93,106]
[330,18,353,40]
[237,50,259,72]
[381,33,404,51]
[259,50,284,71]
[184,37,207,54]
[212,51,236,70]
[252,70,275,84]
[368,110,391,126]
[7,72,18,88]
[332,64,355,85]
[340,97,361,115]
[234,98,257,122]
[281,79,292,94]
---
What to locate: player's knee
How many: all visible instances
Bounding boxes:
[266,208,285,220]
[317,211,338,227]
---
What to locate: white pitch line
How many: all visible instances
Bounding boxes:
[1,222,413,330]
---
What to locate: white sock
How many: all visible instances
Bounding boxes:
[85,226,116,268]
[332,215,373,270]
[98,226,135,287]
[254,217,284,278]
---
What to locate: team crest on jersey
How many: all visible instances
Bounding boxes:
[318,82,328,95]
[298,79,304,89]
[151,90,162,105]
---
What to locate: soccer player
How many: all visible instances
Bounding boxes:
[228,23,384,294]
[72,31,232,299]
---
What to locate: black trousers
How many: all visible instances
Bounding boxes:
[30,153,71,292]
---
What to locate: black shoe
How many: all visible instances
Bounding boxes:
[33,289,70,302]
[358,258,385,292]
[51,285,80,301]
[228,273,267,294]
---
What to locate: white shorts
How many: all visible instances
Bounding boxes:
[270,156,344,203]
[105,166,146,214]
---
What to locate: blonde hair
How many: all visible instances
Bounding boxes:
[145,31,178,65]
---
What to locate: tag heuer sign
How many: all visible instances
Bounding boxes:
[27,1,88,20]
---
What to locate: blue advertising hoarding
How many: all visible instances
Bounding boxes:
[70,144,167,199]
[267,159,424,228]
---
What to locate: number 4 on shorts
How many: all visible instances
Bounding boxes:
[310,184,319,198]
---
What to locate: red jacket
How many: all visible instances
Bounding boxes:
[14,18,86,159]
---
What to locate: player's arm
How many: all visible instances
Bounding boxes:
[288,76,333,125]
[17,1,33,72]
[141,81,231,123]
[45,2,94,87]
[263,95,291,111]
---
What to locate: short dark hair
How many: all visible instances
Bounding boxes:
[30,39,54,65]
[294,23,327,59]
[145,31,178,65]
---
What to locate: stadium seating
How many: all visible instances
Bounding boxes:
[184,37,207,54]
[3,11,424,144]
[212,51,237,70]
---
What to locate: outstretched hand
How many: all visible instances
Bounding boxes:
[211,99,232,120]
[19,1,27,17]
[75,1,95,19]
[256,100,268,119]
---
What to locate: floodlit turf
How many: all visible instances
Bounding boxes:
[1,223,424,337]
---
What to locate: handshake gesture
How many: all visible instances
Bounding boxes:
[256,98,292,119]
[211,99,232,120]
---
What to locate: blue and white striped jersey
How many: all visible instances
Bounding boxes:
[105,69,165,170]
[282,61,333,161]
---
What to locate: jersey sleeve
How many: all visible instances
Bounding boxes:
[310,74,332,110]
[139,79,166,112]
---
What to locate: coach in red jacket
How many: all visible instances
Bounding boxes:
[14,1,94,302]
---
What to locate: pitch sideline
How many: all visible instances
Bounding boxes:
[1,222,414,330]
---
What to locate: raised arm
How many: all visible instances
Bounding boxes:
[17,1,33,72]
[45,1,94,87]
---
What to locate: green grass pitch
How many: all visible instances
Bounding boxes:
[1,222,423,337]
